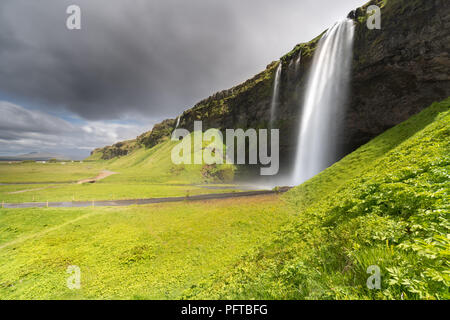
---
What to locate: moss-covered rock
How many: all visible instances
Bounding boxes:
[90,139,139,160]
[137,119,176,149]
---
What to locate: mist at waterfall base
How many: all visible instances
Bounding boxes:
[244,19,355,190]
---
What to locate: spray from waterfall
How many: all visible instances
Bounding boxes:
[269,62,282,128]
[292,19,354,185]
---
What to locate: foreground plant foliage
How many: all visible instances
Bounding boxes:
[183,98,450,300]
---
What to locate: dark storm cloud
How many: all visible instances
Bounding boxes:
[0,0,364,121]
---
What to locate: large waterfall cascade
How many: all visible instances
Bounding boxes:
[269,62,282,129]
[292,19,355,185]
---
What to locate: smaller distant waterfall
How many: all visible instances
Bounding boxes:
[175,116,181,129]
[295,53,301,74]
[292,19,355,185]
[269,62,282,128]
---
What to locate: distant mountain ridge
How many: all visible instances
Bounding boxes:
[0,152,70,161]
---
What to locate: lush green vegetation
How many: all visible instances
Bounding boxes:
[182,98,450,300]
[0,195,294,299]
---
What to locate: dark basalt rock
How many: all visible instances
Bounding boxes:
[347,10,356,20]
[343,0,450,156]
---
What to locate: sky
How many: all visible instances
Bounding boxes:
[0,0,365,159]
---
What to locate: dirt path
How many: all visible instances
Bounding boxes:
[77,170,117,184]
[6,185,59,194]
[1,188,291,209]
[0,211,102,250]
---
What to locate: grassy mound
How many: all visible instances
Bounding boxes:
[183,97,450,300]
[96,134,235,185]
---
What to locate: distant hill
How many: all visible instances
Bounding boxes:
[0,152,70,161]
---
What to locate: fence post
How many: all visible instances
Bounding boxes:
[46,200,49,208]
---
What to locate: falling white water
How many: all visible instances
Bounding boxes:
[292,19,354,185]
[269,62,282,128]
[175,116,181,129]
[295,53,301,74]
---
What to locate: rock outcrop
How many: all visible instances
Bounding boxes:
[90,139,138,160]
[137,119,176,149]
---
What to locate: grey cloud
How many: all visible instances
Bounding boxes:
[0,0,365,122]
[0,101,148,158]
[0,101,76,135]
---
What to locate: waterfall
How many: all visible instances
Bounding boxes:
[292,19,354,185]
[269,62,282,128]
[175,116,181,129]
[295,53,301,75]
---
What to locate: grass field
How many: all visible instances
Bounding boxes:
[0,195,294,299]
[0,183,242,204]
[0,138,241,203]
[0,161,103,183]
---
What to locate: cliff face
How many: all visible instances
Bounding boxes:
[345,0,450,153]
[92,0,450,173]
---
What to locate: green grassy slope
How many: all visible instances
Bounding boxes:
[184,98,450,300]
[93,135,235,185]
